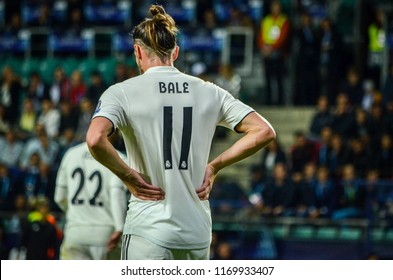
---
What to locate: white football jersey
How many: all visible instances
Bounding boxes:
[93,66,253,249]
[55,142,128,246]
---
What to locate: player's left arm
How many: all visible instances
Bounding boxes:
[197,112,276,200]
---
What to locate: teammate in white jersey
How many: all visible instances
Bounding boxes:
[54,141,128,260]
[86,4,276,260]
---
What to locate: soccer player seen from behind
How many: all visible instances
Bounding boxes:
[54,139,128,260]
[86,4,276,260]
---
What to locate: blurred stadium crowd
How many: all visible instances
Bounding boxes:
[0,0,393,260]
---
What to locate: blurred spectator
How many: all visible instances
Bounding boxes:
[22,196,62,260]
[215,64,241,99]
[69,70,87,106]
[36,99,61,139]
[227,7,253,28]
[75,97,94,142]
[17,98,37,140]
[0,104,10,134]
[345,137,374,178]
[0,163,19,211]
[67,6,84,33]
[318,17,343,104]
[304,165,337,219]
[367,8,385,89]
[378,182,393,226]
[309,95,334,140]
[86,71,107,106]
[340,67,364,107]
[262,163,295,217]
[210,178,250,216]
[248,165,266,208]
[6,194,29,260]
[382,64,393,107]
[316,126,333,167]
[58,100,79,135]
[212,241,235,260]
[257,0,290,105]
[201,8,219,32]
[0,66,22,126]
[22,152,48,200]
[187,7,222,75]
[288,130,317,173]
[386,101,393,137]
[368,103,386,144]
[0,129,24,168]
[331,93,356,140]
[303,162,317,185]
[260,138,287,178]
[294,161,317,217]
[2,13,22,35]
[332,164,366,220]
[19,125,59,172]
[49,66,70,106]
[114,62,130,83]
[24,71,50,113]
[30,2,52,28]
[294,12,320,105]
[375,134,393,179]
[363,169,380,219]
[327,133,348,179]
[57,128,78,161]
[353,107,375,147]
[361,79,381,112]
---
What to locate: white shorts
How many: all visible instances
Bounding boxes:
[121,234,209,260]
[60,241,108,260]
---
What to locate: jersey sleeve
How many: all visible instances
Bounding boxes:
[217,86,254,131]
[92,84,128,129]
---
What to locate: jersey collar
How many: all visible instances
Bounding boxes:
[144,66,179,74]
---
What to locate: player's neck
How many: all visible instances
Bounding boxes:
[141,57,174,73]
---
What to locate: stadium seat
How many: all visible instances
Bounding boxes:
[20,58,40,79]
[5,58,23,76]
[78,58,98,81]
[338,227,363,240]
[315,226,338,240]
[271,225,289,239]
[385,229,393,242]
[96,57,117,84]
[371,227,385,242]
[39,58,61,83]
[291,226,314,239]
[62,58,80,77]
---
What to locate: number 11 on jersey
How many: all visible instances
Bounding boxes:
[163,106,192,170]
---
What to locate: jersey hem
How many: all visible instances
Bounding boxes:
[130,233,211,250]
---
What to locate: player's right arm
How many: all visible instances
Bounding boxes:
[86,117,165,200]
[197,111,276,200]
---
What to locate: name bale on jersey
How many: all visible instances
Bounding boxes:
[159,82,189,94]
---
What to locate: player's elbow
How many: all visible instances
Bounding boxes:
[256,123,276,147]
[86,128,105,152]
